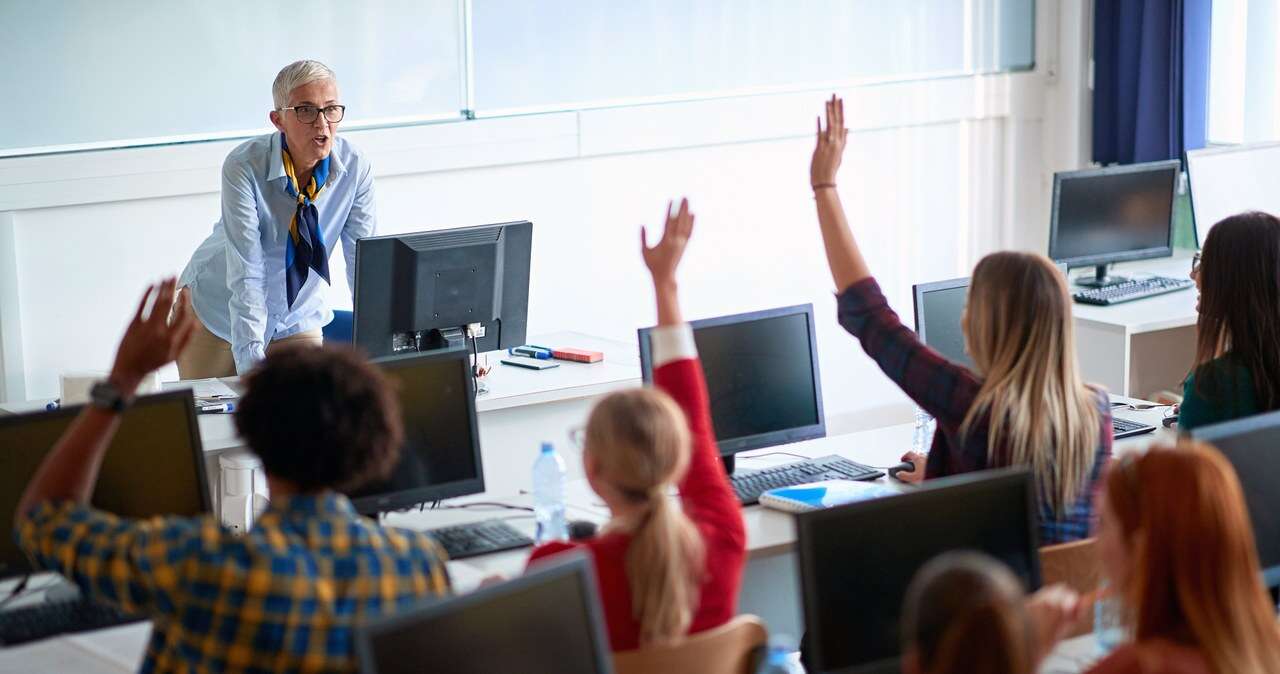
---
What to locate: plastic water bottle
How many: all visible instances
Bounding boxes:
[1093,583,1125,653]
[912,406,936,454]
[756,635,802,674]
[533,442,569,544]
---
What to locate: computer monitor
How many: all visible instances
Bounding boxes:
[356,553,613,674]
[912,277,974,369]
[798,467,1041,674]
[347,347,485,515]
[353,221,532,359]
[636,304,825,473]
[0,390,209,581]
[1048,160,1180,287]
[1187,142,1280,248]
[1188,410,1280,588]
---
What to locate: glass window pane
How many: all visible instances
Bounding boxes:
[0,0,463,155]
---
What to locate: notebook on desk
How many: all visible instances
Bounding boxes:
[759,479,896,513]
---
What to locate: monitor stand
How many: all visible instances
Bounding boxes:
[1073,264,1130,288]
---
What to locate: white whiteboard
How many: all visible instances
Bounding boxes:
[1187,142,1280,247]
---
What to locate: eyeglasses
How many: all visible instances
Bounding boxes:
[279,104,346,124]
[1191,252,1202,274]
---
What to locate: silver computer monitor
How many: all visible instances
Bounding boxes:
[912,277,974,369]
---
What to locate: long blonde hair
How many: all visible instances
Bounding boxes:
[1106,444,1280,674]
[960,252,1100,515]
[585,388,706,645]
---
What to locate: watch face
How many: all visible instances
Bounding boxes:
[91,381,124,411]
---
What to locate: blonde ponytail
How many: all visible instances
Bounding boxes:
[585,388,706,645]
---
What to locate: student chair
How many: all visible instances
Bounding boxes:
[612,615,768,674]
[322,309,354,344]
[1039,538,1102,637]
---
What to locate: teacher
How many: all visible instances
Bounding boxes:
[177,60,376,378]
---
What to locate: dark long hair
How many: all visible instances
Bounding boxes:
[1194,211,1280,412]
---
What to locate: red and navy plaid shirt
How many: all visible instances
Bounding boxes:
[837,277,1112,544]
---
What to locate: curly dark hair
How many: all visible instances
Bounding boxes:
[234,345,403,493]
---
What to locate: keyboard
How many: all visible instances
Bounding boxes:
[428,519,534,560]
[731,455,884,506]
[1113,416,1157,439]
[0,597,143,646]
[1072,276,1194,306]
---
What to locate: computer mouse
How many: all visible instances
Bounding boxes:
[568,519,598,541]
[887,461,917,481]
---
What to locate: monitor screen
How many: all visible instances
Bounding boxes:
[348,348,484,514]
[913,278,973,369]
[358,554,612,674]
[0,390,208,580]
[638,304,825,456]
[799,468,1041,673]
[1049,160,1179,267]
[1189,410,1280,587]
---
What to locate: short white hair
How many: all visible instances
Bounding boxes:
[272,60,337,110]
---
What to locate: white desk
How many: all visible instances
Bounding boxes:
[1071,254,1198,398]
[139,330,638,501]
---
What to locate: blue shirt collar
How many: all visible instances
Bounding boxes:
[260,491,361,523]
[269,132,346,186]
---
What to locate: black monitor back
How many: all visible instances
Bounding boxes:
[637,303,825,457]
[348,347,485,514]
[356,553,614,674]
[1189,409,1280,587]
[1048,160,1179,268]
[0,390,209,580]
[353,221,532,359]
[798,467,1041,674]
[912,277,973,369]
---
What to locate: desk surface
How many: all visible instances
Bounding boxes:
[1069,253,1198,333]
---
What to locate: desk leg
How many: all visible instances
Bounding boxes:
[1074,321,1131,396]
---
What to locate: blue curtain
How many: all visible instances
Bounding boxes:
[1093,0,1212,165]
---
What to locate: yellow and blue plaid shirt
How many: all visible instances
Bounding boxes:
[16,492,450,673]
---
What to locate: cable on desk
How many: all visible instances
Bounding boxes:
[436,502,535,513]
[735,451,811,462]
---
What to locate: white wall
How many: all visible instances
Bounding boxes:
[0,1,1091,434]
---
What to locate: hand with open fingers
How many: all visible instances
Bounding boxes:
[109,278,197,396]
[1026,583,1085,660]
[896,451,926,484]
[641,197,695,287]
[810,94,848,189]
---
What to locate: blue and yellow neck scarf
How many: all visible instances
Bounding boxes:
[281,135,331,308]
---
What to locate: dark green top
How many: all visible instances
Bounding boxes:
[1179,356,1258,432]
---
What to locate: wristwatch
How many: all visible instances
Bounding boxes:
[89,380,131,414]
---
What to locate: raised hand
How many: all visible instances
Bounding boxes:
[641,198,695,288]
[109,278,196,395]
[810,94,848,189]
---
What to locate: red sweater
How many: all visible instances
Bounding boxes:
[527,356,748,652]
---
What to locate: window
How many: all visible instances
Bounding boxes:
[1206,0,1280,144]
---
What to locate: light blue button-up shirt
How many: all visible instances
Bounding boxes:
[180,132,376,374]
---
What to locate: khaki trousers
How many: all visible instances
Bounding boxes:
[175,290,324,379]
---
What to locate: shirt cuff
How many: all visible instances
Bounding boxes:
[650,323,697,368]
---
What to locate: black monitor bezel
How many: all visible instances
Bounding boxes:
[911,276,972,366]
[635,303,826,457]
[797,467,1042,673]
[0,388,210,581]
[355,552,614,674]
[1187,409,1280,587]
[350,346,486,515]
[352,220,532,358]
[1047,159,1181,269]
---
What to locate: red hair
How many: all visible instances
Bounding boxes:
[1104,444,1280,673]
